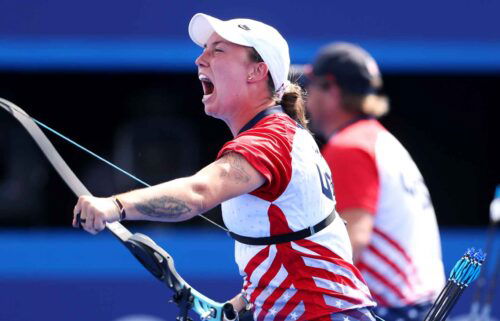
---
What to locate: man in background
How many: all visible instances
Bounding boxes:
[305,42,445,321]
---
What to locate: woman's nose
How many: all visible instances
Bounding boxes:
[195,50,209,67]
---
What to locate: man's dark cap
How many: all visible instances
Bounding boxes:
[311,42,383,95]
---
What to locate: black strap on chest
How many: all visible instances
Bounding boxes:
[238,105,284,134]
[228,210,336,245]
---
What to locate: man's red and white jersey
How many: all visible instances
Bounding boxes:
[217,107,375,321]
[322,118,445,308]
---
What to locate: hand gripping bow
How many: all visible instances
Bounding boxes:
[0,97,235,321]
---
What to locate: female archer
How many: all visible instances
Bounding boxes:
[73,13,379,321]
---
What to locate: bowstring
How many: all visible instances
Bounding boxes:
[31,117,229,233]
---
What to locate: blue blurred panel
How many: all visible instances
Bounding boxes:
[0,228,238,278]
[0,39,200,72]
[0,1,499,71]
[0,228,498,320]
[1,38,500,72]
[0,278,496,320]
[0,1,498,40]
[0,278,242,321]
[0,227,497,277]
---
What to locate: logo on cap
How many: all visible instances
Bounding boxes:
[238,24,251,31]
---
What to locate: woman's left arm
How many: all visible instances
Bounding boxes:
[73,152,265,234]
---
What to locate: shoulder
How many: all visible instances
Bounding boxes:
[216,113,298,201]
[324,119,385,156]
[218,113,297,159]
[241,113,297,139]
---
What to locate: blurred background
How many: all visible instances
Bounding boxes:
[0,1,498,320]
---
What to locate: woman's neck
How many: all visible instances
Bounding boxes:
[227,98,276,137]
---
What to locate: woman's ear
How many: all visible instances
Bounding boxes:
[247,62,269,83]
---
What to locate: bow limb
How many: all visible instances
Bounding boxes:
[0,97,132,241]
[0,97,229,320]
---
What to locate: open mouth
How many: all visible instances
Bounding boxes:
[199,74,215,96]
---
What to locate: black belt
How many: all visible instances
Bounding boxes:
[228,211,336,245]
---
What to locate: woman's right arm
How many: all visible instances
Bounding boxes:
[73,152,265,233]
[119,151,265,221]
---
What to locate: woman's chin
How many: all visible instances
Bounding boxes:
[203,101,219,118]
[202,93,217,113]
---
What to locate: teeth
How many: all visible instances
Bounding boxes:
[199,74,211,82]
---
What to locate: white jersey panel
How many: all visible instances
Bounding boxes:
[222,125,353,273]
[219,111,375,319]
[273,127,336,232]
[372,130,445,301]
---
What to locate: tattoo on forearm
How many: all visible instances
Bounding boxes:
[136,196,191,219]
[220,152,250,183]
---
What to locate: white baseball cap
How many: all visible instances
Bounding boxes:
[188,13,290,95]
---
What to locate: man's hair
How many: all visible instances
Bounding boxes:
[340,91,389,118]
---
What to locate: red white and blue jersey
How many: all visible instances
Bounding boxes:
[322,118,445,308]
[217,107,376,321]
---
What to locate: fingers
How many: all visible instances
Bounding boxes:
[73,213,82,228]
[82,204,104,234]
[72,197,83,228]
[72,196,106,234]
[79,197,94,232]
[93,214,106,233]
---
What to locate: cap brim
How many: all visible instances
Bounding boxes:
[189,13,251,48]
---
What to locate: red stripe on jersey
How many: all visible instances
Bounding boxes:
[264,206,348,319]
[243,246,270,292]
[256,276,293,321]
[268,204,292,235]
[271,291,300,321]
[372,227,423,290]
[267,205,330,319]
[318,288,364,306]
[369,291,390,307]
[373,227,413,264]
[366,243,416,291]
[246,241,373,319]
[303,265,365,300]
[249,249,282,303]
[357,261,411,304]
[296,238,368,283]
[279,241,338,320]
[244,177,373,319]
